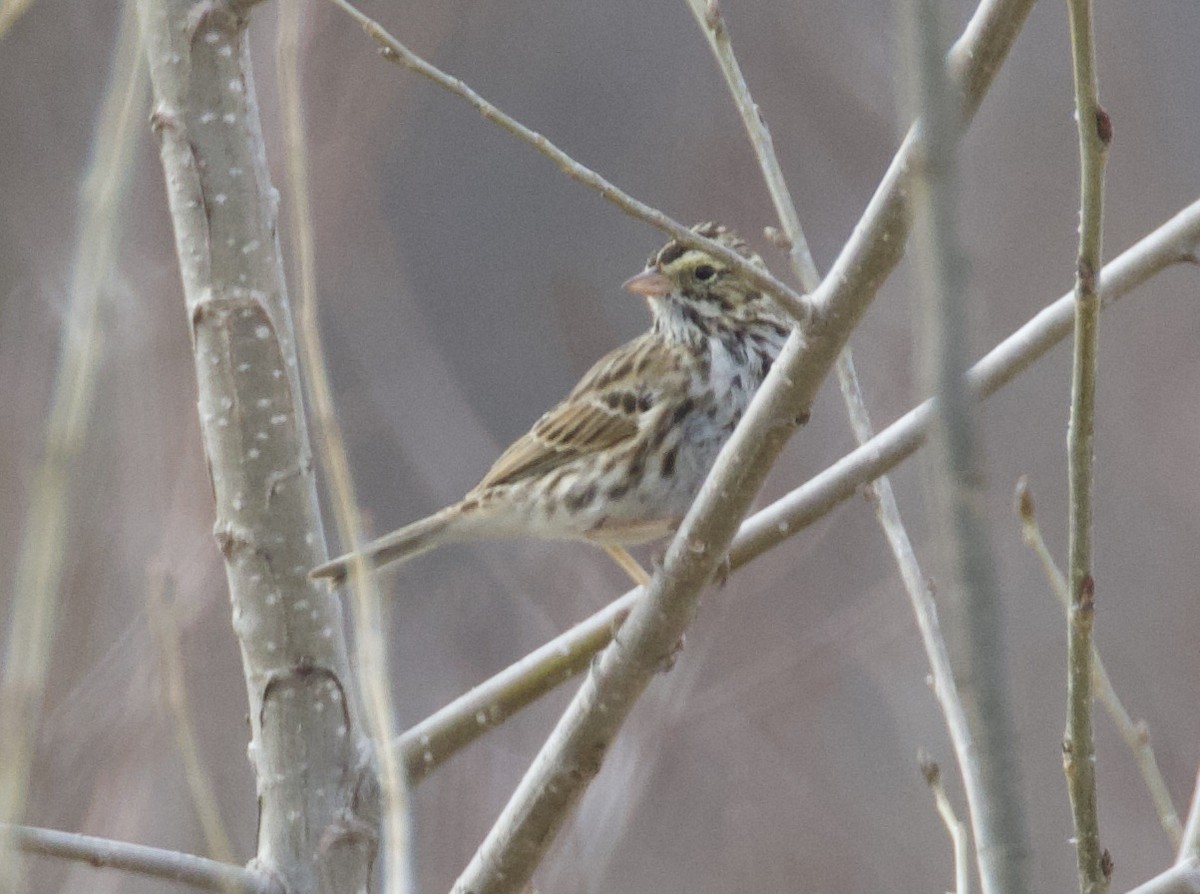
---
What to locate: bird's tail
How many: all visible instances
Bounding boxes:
[309,504,463,585]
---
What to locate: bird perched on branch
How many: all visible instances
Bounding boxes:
[311,222,794,586]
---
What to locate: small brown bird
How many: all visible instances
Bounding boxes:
[311,223,793,585]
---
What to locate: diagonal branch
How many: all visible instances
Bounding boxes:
[1124,860,1200,894]
[682,0,821,290]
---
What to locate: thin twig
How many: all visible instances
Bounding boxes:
[145,569,237,867]
[1064,1,1111,890]
[276,8,409,892]
[920,752,972,894]
[902,0,1030,889]
[0,3,145,888]
[391,200,1200,788]
[683,0,821,290]
[1180,771,1200,863]
[4,823,280,894]
[323,0,811,324]
[1016,479,1181,849]
[844,348,986,875]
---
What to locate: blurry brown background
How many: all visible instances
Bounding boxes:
[1,0,1198,891]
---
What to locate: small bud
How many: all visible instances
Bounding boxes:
[1015,475,1035,522]
[1095,106,1113,147]
[1101,849,1114,880]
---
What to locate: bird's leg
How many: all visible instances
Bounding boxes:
[603,545,652,587]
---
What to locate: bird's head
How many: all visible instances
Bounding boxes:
[623,222,783,338]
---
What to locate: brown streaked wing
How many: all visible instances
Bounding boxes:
[471,335,675,491]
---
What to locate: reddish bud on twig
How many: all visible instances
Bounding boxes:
[1095,106,1113,147]
[1015,475,1035,523]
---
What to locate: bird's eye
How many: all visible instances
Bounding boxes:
[694,264,717,282]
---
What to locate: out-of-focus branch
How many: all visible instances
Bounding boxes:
[3,823,280,894]
[1064,1,1111,891]
[275,8,410,892]
[1016,479,1181,849]
[0,3,145,889]
[901,0,1030,888]
[137,1,378,889]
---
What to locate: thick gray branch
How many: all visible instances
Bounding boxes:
[137,2,378,891]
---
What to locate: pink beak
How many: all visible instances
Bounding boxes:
[622,269,673,299]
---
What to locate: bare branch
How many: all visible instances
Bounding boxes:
[397,590,638,783]
[682,0,821,290]
[0,0,34,37]
[1064,1,1111,890]
[4,823,280,894]
[920,752,972,894]
[137,1,378,888]
[801,0,1036,393]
